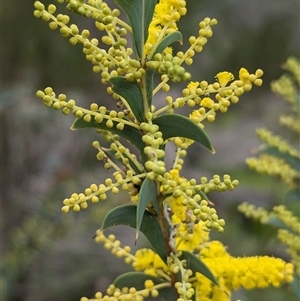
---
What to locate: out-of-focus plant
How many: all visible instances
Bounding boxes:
[2,207,70,299]
[33,1,293,300]
[239,56,300,299]
[245,57,299,198]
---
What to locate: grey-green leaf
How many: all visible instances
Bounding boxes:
[101,205,168,261]
[109,76,144,123]
[136,178,158,241]
[154,31,183,56]
[146,69,155,108]
[179,250,219,287]
[114,272,177,301]
[113,0,157,58]
[153,114,215,153]
[290,273,300,300]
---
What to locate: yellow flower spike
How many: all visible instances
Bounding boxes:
[215,71,234,87]
[195,240,294,297]
[246,154,298,189]
[145,0,187,56]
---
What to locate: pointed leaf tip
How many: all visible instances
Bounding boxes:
[153,114,215,153]
[113,0,157,58]
[179,250,219,287]
[109,76,144,123]
[136,178,158,243]
[101,205,168,261]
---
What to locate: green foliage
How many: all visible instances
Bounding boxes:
[154,31,183,56]
[178,251,219,287]
[136,178,158,241]
[152,114,215,153]
[101,205,168,261]
[114,0,157,58]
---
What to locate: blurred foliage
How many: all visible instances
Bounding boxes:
[238,56,300,300]
[1,1,299,301]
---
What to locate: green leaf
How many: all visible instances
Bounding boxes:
[113,0,157,58]
[266,216,300,236]
[114,272,177,301]
[71,114,147,162]
[136,178,158,241]
[101,205,168,261]
[179,250,219,287]
[145,69,155,109]
[266,216,289,230]
[199,191,209,202]
[154,31,183,56]
[290,273,300,300]
[109,76,144,123]
[153,114,215,153]
[286,189,300,202]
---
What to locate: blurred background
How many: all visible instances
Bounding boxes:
[1,0,299,300]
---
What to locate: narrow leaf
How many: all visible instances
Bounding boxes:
[136,178,158,242]
[109,76,144,123]
[114,272,177,301]
[154,31,183,56]
[101,205,168,261]
[199,191,209,202]
[114,0,157,58]
[153,114,215,153]
[266,217,299,235]
[146,68,155,108]
[179,250,219,287]
[291,273,300,300]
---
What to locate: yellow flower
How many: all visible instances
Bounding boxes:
[168,195,186,222]
[189,109,202,123]
[132,248,169,276]
[215,71,234,87]
[133,248,156,270]
[200,97,214,108]
[194,240,294,300]
[145,0,187,55]
[239,67,250,81]
[175,221,210,251]
[187,81,199,93]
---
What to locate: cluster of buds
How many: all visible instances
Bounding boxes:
[33,1,145,84]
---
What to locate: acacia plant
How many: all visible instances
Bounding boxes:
[239,56,300,299]
[33,1,294,300]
